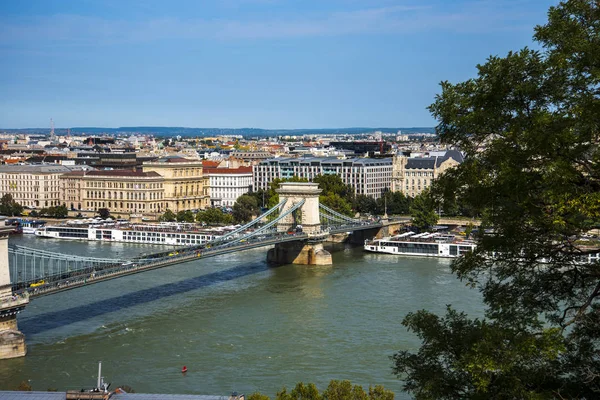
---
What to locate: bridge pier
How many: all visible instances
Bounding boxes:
[267,241,332,265]
[0,222,28,359]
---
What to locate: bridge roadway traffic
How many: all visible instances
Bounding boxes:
[17,222,382,298]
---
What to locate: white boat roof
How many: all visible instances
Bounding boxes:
[397,231,415,238]
[411,232,429,238]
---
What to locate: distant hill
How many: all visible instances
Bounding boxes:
[1,126,436,137]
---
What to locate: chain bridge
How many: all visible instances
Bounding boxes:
[0,182,388,358]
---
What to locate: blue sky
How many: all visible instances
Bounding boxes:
[0,0,557,129]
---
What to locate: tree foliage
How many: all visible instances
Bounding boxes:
[39,204,68,218]
[408,190,438,230]
[354,194,378,214]
[276,382,322,400]
[158,209,176,222]
[233,195,260,223]
[98,208,111,219]
[196,207,233,225]
[313,174,355,217]
[0,194,23,216]
[176,210,195,223]
[248,381,395,400]
[393,1,600,398]
[377,192,410,216]
[247,393,271,400]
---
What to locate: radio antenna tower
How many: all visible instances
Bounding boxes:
[50,118,55,140]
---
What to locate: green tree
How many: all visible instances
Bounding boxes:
[354,194,378,214]
[53,204,68,218]
[0,194,23,216]
[408,190,438,230]
[376,192,411,216]
[176,210,195,223]
[393,1,600,398]
[233,195,260,223]
[276,382,322,400]
[313,174,355,216]
[322,380,367,400]
[387,192,410,215]
[248,189,268,209]
[247,393,270,400]
[196,207,231,225]
[98,207,111,219]
[320,193,353,217]
[367,385,394,400]
[313,174,354,200]
[159,209,177,222]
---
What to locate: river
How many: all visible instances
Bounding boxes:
[0,235,482,398]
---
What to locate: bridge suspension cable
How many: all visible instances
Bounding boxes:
[9,245,123,263]
[319,211,350,226]
[318,204,359,223]
[209,198,287,244]
[8,245,123,288]
[226,199,306,245]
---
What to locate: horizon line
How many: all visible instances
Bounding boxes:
[1,126,435,131]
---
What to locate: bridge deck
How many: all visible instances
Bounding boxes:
[20,222,381,298]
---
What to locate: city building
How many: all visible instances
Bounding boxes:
[253,157,392,199]
[0,164,87,209]
[391,150,463,197]
[229,151,272,165]
[142,156,210,212]
[60,156,210,216]
[60,169,164,214]
[203,165,253,207]
[329,141,392,156]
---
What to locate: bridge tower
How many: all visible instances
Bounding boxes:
[0,221,28,359]
[267,182,332,265]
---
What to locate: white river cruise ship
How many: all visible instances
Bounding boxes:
[34,219,229,246]
[364,231,477,258]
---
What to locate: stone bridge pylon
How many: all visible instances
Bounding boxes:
[0,220,28,359]
[267,182,333,265]
[275,182,322,234]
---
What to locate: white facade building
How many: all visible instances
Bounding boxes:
[253,157,392,199]
[204,166,253,207]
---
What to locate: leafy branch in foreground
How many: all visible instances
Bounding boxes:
[392,1,600,398]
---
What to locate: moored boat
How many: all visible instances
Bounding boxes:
[364,231,476,258]
[34,220,231,246]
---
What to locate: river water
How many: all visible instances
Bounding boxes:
[0,235,482,398]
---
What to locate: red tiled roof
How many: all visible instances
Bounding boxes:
[202,160,220,168]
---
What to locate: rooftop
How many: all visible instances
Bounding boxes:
[62,170,162,178]
[0,165,79,174]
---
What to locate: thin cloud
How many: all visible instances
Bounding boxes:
[0,3,539,46]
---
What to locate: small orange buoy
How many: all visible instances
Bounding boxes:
[182,366,188,373]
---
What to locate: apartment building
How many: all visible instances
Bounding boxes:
[0,164,85,209]
[253,157,392,199]
[203,166,253,207]
[142,156,210,212]
[61,169,165,214]
[391,150,463,197]
[60,156,210,214]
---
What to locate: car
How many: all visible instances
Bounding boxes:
[29,280,46,288]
